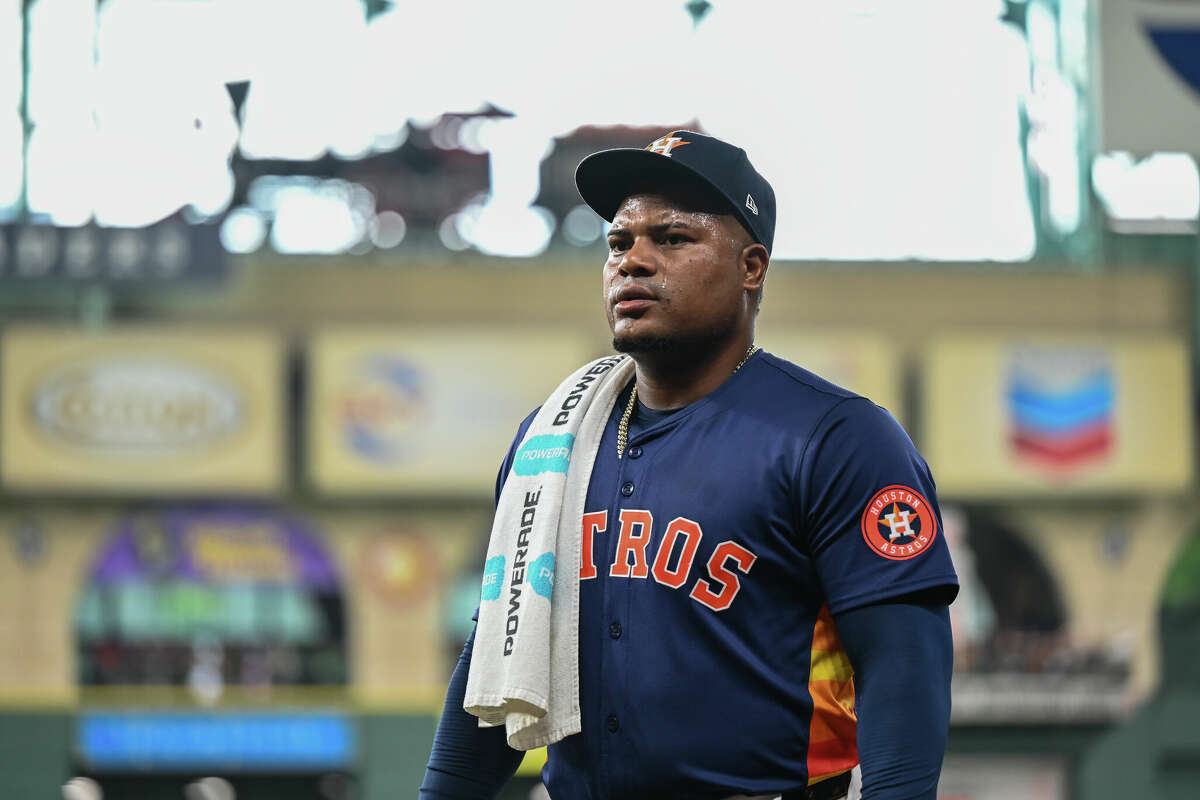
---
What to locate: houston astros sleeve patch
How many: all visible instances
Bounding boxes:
[860,485,938,561]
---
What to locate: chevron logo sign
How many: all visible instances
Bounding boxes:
[1006,348,1116,475]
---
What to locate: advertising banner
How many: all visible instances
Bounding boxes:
[76,507,348,692]
[0,326,284,493]
[307,326,592,494]
[922,335,1192,497]
[89,508,339,591]
[77,711,355,770]
[757,331,903,424]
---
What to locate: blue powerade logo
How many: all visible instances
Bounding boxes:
[530,552,554,599]
[513,434,574,476]
[481,555,505,601]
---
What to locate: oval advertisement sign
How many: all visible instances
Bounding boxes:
[29,360,245,452]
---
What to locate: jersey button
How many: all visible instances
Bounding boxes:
[628,445,643,459]
[609,621,622,639]
[620,481,635,497]
[606,714,619,733]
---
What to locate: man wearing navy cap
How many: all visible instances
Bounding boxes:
[421,131,957,800]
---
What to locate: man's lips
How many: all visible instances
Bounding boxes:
[612,285,658,314]
[614,298,656,313]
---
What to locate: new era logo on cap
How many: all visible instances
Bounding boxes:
[745,194,758,215]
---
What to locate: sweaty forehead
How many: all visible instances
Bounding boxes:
[611,193,729,229]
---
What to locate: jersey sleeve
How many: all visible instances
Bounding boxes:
[797,397,958,614]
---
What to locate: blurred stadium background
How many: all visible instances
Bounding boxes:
[0,0,1198,798]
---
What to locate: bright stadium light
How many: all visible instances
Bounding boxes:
[562,205,603,247]
[238,1,372,161]
[12,0,1035,258]
[219,206,267,254]
[268,178,374,254]
[688,0,1035,259]
[468,117,556,257]
[1092,153,1200,233]
[369,210,407,249]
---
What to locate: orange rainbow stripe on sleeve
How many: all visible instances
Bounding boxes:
[806,604,858,785]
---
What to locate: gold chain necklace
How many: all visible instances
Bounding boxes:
[617,344,759,458]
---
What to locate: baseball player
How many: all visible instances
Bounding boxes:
[421,131,958,799]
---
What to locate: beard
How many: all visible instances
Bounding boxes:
[611,312,739,360]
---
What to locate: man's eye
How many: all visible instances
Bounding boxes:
[666,234,689,245]
[608,239,628,252]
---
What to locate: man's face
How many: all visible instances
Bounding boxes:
[604,193,751,355]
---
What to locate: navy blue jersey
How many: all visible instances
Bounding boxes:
[492,350,958,799]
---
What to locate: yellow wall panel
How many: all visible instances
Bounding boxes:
[923,334,1192,497]
[1,326,285,493]
[308,326,593,495]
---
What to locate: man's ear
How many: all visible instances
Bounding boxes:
[741,242,769,294]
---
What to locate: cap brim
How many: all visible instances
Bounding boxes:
[574,148,731,223]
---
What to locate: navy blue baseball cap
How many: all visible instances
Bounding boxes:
[575,130,776,254]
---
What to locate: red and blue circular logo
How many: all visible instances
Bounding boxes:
[860,485,938,561]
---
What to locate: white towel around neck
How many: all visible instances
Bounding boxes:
[464,354,634,750]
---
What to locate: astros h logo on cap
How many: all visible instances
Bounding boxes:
[645,133,692,157]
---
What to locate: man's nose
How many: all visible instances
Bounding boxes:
[619,236,658,276]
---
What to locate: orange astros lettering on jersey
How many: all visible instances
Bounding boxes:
[807,605,858,783]
[580,511,607,580]
[651,517,703,589]
[583,509,758,611]
[688,541,757,612]
[860,484,939,562]
[609,509,653,578]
